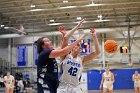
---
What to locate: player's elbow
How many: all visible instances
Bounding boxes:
[55,49,69,57]
[96,50,100,55]
[61,48,70,55]
[63,36,69,41]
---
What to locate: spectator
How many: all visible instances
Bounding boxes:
[17,78,24,93]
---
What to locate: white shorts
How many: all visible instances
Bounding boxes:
[57,83,82,93]
[6,84,14,89]
[134,81,140,88]
[103,82,113,90]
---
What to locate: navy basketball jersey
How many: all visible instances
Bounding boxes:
[37,50,58,93]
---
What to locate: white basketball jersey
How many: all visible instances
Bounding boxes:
[133,74,139,83]
[4,75,14,88]
[60,54,83,86]
[103,72,112,84]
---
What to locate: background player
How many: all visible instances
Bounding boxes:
[132,71,140,93]
[4,71,15,93]
[100,67,115,93]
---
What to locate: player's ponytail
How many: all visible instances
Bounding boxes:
[34,37,45,54]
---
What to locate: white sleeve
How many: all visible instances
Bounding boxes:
[132,74,134,78]
[103,72,105,76]
[138,74,140,78]
[4,76,6,82]
[11,76,15,81]
[17,81,20,86]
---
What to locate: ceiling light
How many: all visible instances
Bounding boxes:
[85,3,104,7]
[48,23,63,26]
[0,25,5,27]
[30,4,36,8]
[98,15,103,20]
[77,17,82,20]
[4,27,9,29]
[59,6,77,9]
[63,0,68,3]
[30,9,44,12]
[49,19,55,22]
[94,19,110,22]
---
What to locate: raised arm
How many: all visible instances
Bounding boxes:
[60,18,85,48]
[100,74,104,90]
[58,25,67,49]
[63,18,85,42]
[82,28,100,64]
[49,38,83,58]
[59,19,85,60]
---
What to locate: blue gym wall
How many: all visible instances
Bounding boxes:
[87,68,140,90]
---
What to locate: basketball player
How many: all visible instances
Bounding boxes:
[35,34,82,93]
[4,71,15,93]
[57,23,100,92]
[132,71,140,93]
[100,68,114,93]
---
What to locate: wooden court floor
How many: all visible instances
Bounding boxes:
[87,89,134,93]
[0,88,135,93]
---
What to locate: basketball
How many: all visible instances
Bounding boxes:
[104,40,118,53]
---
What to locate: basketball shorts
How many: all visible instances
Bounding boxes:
[37,79,59,93]
[6,84,14,89]
[134,81,140,88]
[103,82,113,90]
[57,82,82,93]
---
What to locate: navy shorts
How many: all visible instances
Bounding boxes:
[37,80,59,93]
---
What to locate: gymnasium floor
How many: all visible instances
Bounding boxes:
[88,89,134,93]
[0,88,135,93]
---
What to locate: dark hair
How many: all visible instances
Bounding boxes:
[34,37,45,54]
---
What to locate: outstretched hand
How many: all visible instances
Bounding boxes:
[58,25,66,36]
[90,28,96,34]
[77,18,85,28]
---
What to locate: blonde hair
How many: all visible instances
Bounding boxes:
[105,67,110,70]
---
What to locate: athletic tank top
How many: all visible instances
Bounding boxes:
[103,72,112,84]
[133,74,139,83]
[60,54,83,86]
[4,75,14,88]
